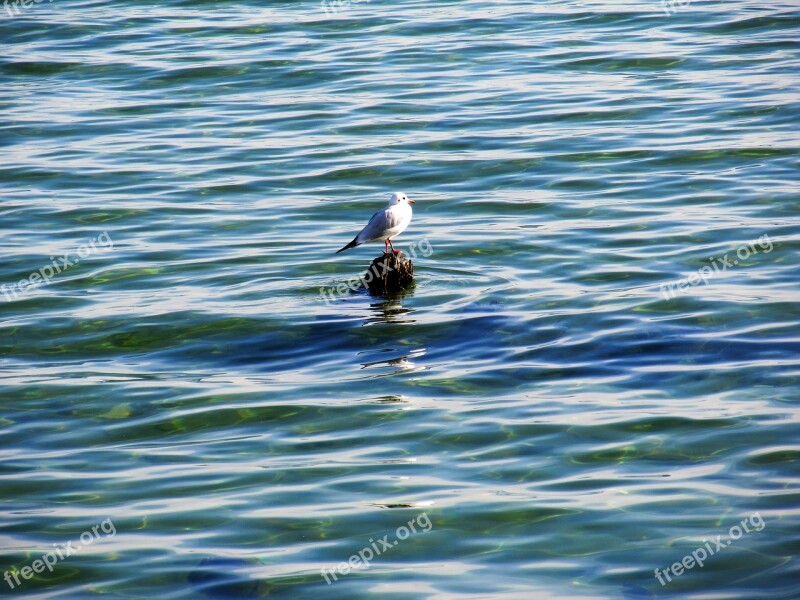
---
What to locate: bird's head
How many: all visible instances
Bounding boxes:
[389,192,415,206]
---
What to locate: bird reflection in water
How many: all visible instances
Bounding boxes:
[364,290,415,325]
[360,348,426,372]
[359,290,426,374]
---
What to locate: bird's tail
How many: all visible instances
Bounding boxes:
[336,237,359,254]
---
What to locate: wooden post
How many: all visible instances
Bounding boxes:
[364,252,414,295]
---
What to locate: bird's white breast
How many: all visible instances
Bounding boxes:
[386,203,412,235]
[357,202,413,244]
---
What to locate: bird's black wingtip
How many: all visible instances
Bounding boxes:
[336,237,358,254]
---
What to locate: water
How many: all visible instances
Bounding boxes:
[1,0,798,598]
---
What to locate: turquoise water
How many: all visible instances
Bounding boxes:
[1,0,799,598]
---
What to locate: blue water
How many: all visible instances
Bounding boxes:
[1,0,799,598]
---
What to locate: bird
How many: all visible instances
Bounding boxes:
[336,192,415,255]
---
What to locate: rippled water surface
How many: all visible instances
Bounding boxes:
[1,0,799,598]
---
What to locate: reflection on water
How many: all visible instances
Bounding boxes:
[1,0,798,598]
[361,349,427,373]
[365,294,417,325]
[360,293,426,375]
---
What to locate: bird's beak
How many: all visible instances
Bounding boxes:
[408,199,415,204]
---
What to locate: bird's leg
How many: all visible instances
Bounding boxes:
[389,239,402,255]
[384,239,389,255]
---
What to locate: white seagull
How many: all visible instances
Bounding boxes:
[336,192,415,255]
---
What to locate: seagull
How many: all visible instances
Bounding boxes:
[336,192,415,255]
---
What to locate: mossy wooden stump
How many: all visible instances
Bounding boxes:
[364,252,414,295]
